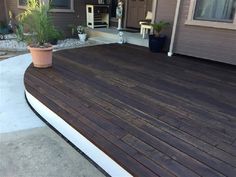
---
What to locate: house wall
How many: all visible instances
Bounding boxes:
[174,0,236,65]
[0,0,7,22]
[5,0,87,36]
[155,0,236,65]
[50,0,89,36]
[155,0,177,51]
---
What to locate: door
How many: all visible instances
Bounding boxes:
[126,0,152,28]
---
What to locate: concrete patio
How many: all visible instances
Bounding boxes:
[0,54,106,177]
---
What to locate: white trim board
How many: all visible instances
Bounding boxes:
[25,89,132,177]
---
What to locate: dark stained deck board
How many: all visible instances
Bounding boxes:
[24,44,236,177]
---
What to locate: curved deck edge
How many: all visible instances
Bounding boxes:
[25,89,132,177]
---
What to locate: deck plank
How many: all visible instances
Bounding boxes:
[24,44,236,177]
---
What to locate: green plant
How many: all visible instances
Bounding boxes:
[17,0,58,47]
[77,25,86,34]
[151,21,170,37]
[48,27,64,41]
[9,10,13,19]
[15,23,25,41]
[68,24,77,36]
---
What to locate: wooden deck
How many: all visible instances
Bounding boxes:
[24,44,236,177]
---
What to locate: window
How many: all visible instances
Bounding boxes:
[18,0,41,8]
[18,0,28,8]
[18,0,74,12]
[194,0,236,22]
[50,0,74,12]
[186,0,236,30]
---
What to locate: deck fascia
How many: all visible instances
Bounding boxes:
[25,89,132,177]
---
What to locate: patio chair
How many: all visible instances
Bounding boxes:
[140,11,153,38]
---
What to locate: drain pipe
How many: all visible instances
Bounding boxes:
[168,0,181,57]
[150,0,157,34]
[151,0,157,24]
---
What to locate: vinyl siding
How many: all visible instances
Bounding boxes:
[0,0,7,22]
[155,0,177,51]
[50,0,87,36]
[174,0,236,65]
[156,0,236,65]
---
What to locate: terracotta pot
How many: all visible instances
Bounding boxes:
[28,46,53,68]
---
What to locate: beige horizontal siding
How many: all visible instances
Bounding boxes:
[155,0,236,65]
[174,0,236,65]
[0,0,6,22]
[155,0,177,51]
[50,0,87,36]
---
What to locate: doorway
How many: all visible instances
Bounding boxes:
[126,0,153,28]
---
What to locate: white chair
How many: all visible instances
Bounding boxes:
[140,11,153,38]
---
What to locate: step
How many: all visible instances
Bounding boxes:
[88,28,148,47]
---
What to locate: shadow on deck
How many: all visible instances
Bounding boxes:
[24,44,236,177]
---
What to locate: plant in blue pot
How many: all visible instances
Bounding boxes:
[149,21,169,53]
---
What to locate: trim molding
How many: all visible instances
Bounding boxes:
[25,89,132,177]
[17,0,27,9]
[185,20,236,30]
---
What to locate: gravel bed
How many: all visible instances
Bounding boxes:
[0,34,104,52]
[54,38,102,51]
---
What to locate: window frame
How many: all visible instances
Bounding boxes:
[17,0,74,13]
[17,0,28,9]
[49,0,74,13]
[185,0,236,30]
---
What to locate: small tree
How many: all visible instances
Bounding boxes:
[151,21,170,37]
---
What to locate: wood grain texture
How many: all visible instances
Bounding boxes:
[24,44,236,177]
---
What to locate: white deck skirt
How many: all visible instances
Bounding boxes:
[25,89,132,177]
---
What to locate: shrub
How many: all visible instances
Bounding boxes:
[17,0,60,47]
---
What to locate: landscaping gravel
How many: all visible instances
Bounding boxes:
[0,34,103,52]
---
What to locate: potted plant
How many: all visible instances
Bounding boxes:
[77,25,87,42]
[18,0,58,68]
[149,21,170,53]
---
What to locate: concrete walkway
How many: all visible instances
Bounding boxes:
[0,54,105,177]
[0,54,44,133]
